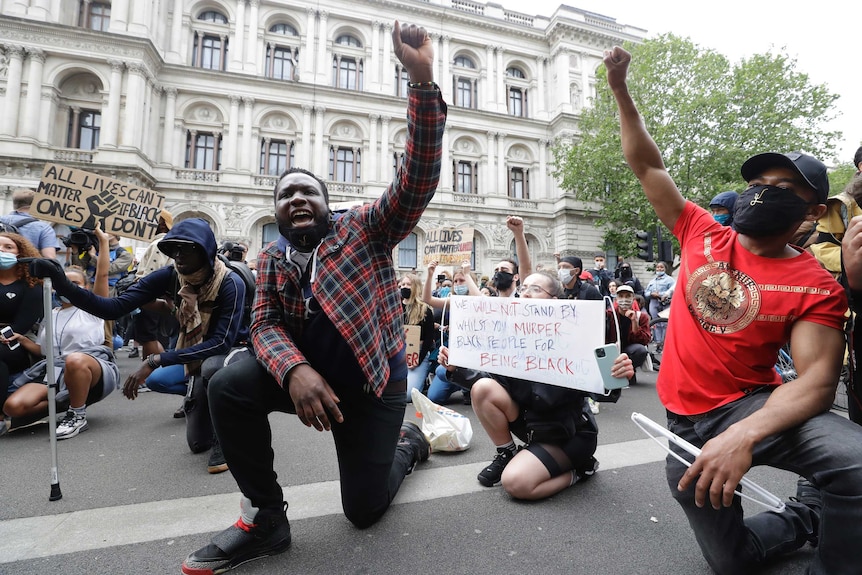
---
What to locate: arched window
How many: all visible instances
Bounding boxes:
[453,55,478,109]
[198,10,228,24]
[67,109,101,149]
[506,66,529,117]
[335,34,362,47]
[329,147,361,182]
[269,23,297,35]
[260,139,295,175]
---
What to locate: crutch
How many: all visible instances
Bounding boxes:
[43,276,62,501]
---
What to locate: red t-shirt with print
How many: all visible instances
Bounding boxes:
[658,201,847,415]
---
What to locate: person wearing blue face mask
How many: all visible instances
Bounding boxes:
[709,191,739,227]
[399,273,436,402]
[0,232,43,436]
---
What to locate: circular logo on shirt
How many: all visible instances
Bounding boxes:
[686,262,760,333]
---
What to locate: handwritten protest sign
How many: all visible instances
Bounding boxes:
[423,227,474,266]
[447,296,608,393]
[404,324,422,369]
[35,163,165,242]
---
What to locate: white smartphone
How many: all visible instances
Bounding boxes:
[595,344,628,390]
[0,326,19,350]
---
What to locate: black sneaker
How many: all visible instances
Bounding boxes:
[173,403,186,419]
[790,476,821,547]
[574,456,600,483]
[182,503,291,574]
[397,421,430,474]
[477,447,517,487]
[128,347,139,358]
[207,437,229,474]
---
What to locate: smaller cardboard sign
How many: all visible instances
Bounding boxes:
[404,324,422,369]
[35,163,166,242]
[423,227,474,266]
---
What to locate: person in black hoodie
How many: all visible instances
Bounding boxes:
[27,218,248,474]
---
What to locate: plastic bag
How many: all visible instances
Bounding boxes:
[411,388,473,452]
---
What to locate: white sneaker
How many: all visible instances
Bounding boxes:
[56,410,88,439]
[587,398,600,414]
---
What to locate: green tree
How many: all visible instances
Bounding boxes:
[555,34,843,259]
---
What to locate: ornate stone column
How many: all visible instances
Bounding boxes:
[109,0,129,32]
[22,48,46,139]
[379,115,391,185]
[301,104,312,168]
[381,22,392,93]
[368,113,379,182]
[162,88,177,164]
[553,47,569,113]
[535,56,546,116]
[224,95,241,171]
[38,87,56,143]
[316,10,328,83]
[441,36,451,102]
[121,63,145,148]
[245,0,259,73]
[146,83,162,160]
[485,131,496,194]
[168,0,184,64]
[484,44,495,110]
[241,96,254,172]
[2,46,25,137]
[538,138,549,200]
[496,46,506,113]
[370,21,381,92]
[101,59,124,147]
[497,132,507,196]
[305,8,316,78]
[313,105,326,175]
[230,0,246,72]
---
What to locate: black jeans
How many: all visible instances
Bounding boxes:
[208,356,412,529]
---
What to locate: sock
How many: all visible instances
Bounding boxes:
[495,441,516,455]
[70,405,86,417]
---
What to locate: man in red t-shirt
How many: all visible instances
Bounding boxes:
[606,45,862,575]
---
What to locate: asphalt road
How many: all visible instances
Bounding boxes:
[0,351,822,574]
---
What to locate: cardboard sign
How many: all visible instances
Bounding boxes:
[35,163,166,242]
[447,295,608,393]
[423,227,474,266]
[404,324,422,369]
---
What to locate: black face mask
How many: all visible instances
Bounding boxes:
[492,271,514,291]
[732,185,813,238]
[400,287,411,299]
[279,216,331,253]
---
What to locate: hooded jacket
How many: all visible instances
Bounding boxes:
[54,218,248,368]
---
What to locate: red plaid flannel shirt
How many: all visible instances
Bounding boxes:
[251,88,447,395]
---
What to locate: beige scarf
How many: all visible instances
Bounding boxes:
[175,257,228,375]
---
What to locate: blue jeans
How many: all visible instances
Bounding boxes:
[145,364,188,395]
[406,358,432,402]
[427,364,466,404]
[666,388,862,574]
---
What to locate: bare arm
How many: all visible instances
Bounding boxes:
[604,46,686,231]
[422,260,448,309]
[460,261,482,296]
[679,320,844,509]
[508,216,532,279]
[93,226,110,297]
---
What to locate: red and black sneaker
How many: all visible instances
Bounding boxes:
[182,501,291,574]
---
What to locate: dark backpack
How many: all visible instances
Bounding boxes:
[217,254,256,327]
[0,216,38,235]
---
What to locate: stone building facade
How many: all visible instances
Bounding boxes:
[0,0,645,276]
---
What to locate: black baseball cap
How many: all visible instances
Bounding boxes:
[740,152,829,204]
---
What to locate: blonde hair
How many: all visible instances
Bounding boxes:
[400,273,431,325]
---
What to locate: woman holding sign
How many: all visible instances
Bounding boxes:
[441,270,634,499]
[399,273,436,402]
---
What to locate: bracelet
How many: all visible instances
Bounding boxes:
[407,81,438,90]
[146,354,160,370]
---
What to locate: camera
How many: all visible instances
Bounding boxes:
[60,228,97,251]
[219,241,247,262]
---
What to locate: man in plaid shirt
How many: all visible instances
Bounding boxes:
[182,21,446,575]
